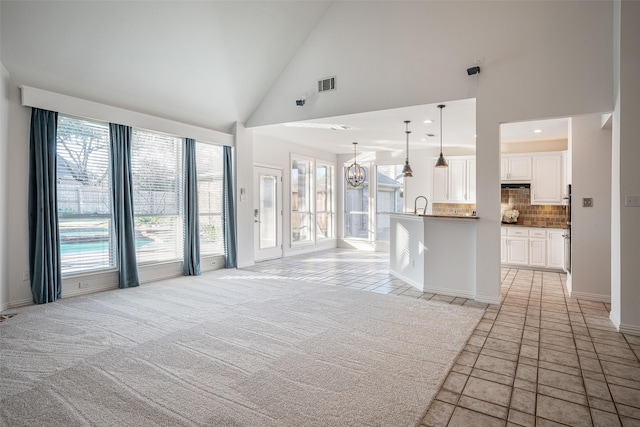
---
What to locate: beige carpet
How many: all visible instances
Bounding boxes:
[0,269,483,426]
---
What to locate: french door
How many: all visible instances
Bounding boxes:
[253,166,283,262]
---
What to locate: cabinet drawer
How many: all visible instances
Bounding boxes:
[507,228,529,237]
[530,229,547,238]
[501,227,507,236]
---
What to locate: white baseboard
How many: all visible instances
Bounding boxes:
[618,323,640,336]
[8,298,33,309]
[474,294,502,305]
[570,290,610,303]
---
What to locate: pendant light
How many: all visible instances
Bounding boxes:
[435,104,449,168]
[401,120,413,177]
[345,142,366,187]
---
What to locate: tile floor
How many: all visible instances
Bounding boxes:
[246,249,640,427]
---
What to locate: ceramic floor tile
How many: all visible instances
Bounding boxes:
[591,408,622,427]
[462,376,512,407]
[536,394,592,426]
[422,400,456,426]
[448,407,506,427]
[507,409,535,427]
[458,395,508,420]
[474,354,517,377]
[609,384,640,409]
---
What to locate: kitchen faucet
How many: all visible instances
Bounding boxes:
[414,196,428,215]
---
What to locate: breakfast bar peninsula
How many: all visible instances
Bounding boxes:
[387,213,479,299]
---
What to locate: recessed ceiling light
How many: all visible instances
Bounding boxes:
[534,129,542,133]
[423,119,433,124]
[421,138,426,142]
[474,134,477,138]
[283,122,350,130]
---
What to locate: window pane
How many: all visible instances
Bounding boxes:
[57,116,113,274]
[316,163,334,239]
[131,130,183,263]
[292,158,312,243]
[344,166,369,239]
[376,165,404,241]
[196,143,224,256]
[259,174,278,249]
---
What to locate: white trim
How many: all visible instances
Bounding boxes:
[618,323,640,336]
[474,294,502,305]
[570,290,611,303]
[7,298,34,309]
[20,85,233,146]
[610,310,621,330]
[390,270,478,300]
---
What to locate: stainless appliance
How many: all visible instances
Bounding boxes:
[563,184,571,274]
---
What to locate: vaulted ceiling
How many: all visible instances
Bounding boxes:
[1,1,574,153]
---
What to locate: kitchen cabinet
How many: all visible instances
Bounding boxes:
[532,153,564,205]
[501,155,532,181]
[503,228,529,266]
[501,226,565,270]
[547,229,565,269]
[529,229,547,268]
[431,156,475,203]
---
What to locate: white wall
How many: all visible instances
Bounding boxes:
[3,85,234,308]
[0,62,9,310]
[611,0,640,335]
[252,133,338,258]
[248,1,614,305]
[570,114,612,302]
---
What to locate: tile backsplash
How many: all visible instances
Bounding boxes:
[432,188,569,228]
[432,203,476,216]
[501,188,568,228]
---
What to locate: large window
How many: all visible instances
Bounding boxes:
[57,116,113,274]
[291,157,313,243]
[291,155,335,245]
[344,165,370,239]
[376,165,404,241]
[196,143,224,256]
[316,163,334,239]
[131,130,183,264]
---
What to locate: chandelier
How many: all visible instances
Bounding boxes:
[345,142,366,187]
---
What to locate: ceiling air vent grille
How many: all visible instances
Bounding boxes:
[318,76,336,93]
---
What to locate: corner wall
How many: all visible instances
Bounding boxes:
[611,0,640,335]
[0,63,9,310]
[570,114,612,302]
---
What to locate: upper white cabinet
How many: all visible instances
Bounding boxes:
[501,155,532,181]
[431,156,475,204]
[531,153,564,205]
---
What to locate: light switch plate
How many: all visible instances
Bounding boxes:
[583,198,593,207]
[625,195,640,207]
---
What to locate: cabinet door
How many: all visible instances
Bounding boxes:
[467,158,476,203]
[529,238,547,267]
[501,236,508,264]
[547,230,565,269]
[532,154,563,205]
[448,159,467,202]
[507,237,529,265]
[431,159,448,202]
[505,156,532,181]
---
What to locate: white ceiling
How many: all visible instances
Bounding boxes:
[252,99,569,154]
[1,2,569,155]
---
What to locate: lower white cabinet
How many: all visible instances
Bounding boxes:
[547,230,565,269]
[501,227,565,270]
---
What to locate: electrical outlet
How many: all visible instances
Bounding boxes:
[582,198,593,208]
[625,195,640,207]
[210,260,217,266]
[453,208,458,214]
[79,282,89,289]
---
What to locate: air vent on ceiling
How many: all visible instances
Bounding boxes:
[318,76,336,93]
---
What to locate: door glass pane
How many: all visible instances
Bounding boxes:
[344,166,369,239]
[376,165,404,241]
[291,158,312,243]
[316,164,333,239]
[260,174,277,249]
